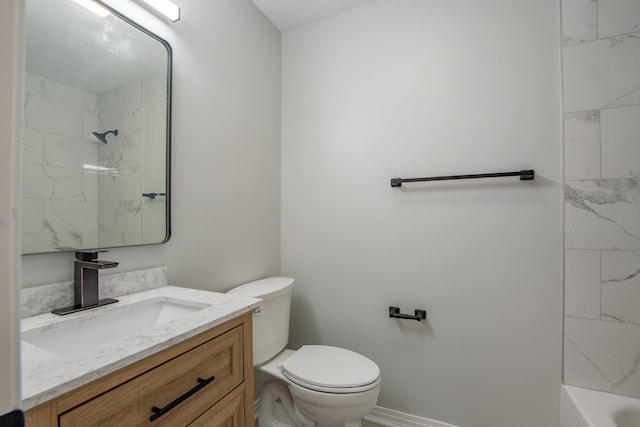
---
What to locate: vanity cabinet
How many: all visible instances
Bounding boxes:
[25,312,253,426]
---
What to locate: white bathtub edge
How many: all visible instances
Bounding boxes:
[562,385,592,427]
[561,385,640,427]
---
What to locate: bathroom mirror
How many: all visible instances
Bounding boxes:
[22,0,171,254]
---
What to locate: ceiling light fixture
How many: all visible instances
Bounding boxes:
[136,0,181,22]
[72,0,110,18]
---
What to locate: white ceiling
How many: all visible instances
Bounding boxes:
[252,0,380,30]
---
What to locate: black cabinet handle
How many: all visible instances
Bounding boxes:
[149,376,215,421]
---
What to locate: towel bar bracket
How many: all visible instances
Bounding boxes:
[389,306,427,321]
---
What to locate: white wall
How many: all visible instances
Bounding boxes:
[0,0,23,413]
[281,1,563,426]
[21,0,282,291]
[164,0,282,290]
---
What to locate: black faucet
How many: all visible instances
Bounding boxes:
[52,251,120,315]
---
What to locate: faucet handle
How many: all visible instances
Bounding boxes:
[75,250,109,262]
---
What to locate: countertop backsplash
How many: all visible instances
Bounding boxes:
[20,266,167,318]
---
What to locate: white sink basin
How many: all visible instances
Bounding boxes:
[22,298,208,357]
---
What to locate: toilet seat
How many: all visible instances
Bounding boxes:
[284,372,381,394]
[281,345,380,394]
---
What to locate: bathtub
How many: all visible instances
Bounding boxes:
[562,385,640,427]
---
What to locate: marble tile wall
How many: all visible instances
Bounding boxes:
[140,73,168,244]
[22,73,99,253]
[22,75,144,253]
[562,0,640,398]
[96,80,143,247]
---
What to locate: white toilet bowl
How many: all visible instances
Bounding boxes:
[258,348,381,427]
[227,278,381,427]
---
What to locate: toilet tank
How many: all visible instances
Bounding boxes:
[227,277,294,366]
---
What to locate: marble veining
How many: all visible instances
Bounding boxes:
[602,251,640,325]
[20,266,167,318]
[22,73,146,254]
[100,266,167,298]
[564,249,601,319]
[566,335,640,391]
[563,0,640,399]
[564,318,640,396]
[562,0,598,46]
[601,105,640,179]
[599,0,640,39]
[564,111,600,180]
[563,32,640,112]
[565,179,640,250]
[21,284,260,410]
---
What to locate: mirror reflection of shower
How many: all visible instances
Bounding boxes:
[92,129,118,144]
[22,0,171,255]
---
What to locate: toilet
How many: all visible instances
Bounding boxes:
[228,277,381,427]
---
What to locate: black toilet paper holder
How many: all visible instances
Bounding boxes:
[389,306,427,321]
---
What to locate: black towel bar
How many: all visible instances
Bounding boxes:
[390,169,534,187]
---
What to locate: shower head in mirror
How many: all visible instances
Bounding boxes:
[92,129,118,144]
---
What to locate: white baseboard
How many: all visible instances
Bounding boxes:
[254,398,458,427]
[364,406,459,427]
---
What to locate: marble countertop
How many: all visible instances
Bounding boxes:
[21,286,260,410]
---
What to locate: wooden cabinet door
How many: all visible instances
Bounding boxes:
[189,385,245,427]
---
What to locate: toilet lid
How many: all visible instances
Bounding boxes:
[281,345,380,390]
